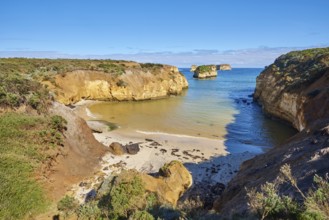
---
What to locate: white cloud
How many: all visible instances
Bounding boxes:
[0,45,328,67]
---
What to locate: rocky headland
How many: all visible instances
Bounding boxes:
[215,48,329,217]
[47,63,188,105]
[254,48,329,130]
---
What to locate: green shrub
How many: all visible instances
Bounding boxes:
[129,210,154,220]
[50,115,67,132]
[140,63,164,68]
[108,175,145,219]
[76,201,102,220]
[57,195,79,219]
[302,175,329,220]
[246,164,329,220]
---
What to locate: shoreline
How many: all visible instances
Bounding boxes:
[69,102,257,202]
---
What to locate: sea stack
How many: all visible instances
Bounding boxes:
[190,65,197,72]
[217,64,232,71]
[193,65,217,79]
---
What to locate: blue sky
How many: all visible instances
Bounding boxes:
[1,0,328,67]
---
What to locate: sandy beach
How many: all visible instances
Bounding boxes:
[70,103,256,202]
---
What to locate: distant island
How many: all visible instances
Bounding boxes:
[190,64,232,79]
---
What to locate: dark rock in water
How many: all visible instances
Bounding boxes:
[125,143,140,155]
[109,142,125,155]
[145,138,154,142]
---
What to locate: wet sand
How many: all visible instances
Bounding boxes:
[69,104,256,202]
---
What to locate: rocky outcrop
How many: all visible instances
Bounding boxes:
[99,161,192,207]
[217,64,232,71]
[193,65,217,79]
[190,65,197,72]
[215,48,329,217]
[49,64,188,105]
[254,48,329,131]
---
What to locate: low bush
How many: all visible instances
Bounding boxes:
[246,164,329,220]
[57,195,79,219]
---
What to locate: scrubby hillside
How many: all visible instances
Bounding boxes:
[0,58,189,219]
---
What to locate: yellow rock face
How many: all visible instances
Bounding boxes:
[106,161,192,207]
[52,66,188,104]
[142,161,192,206]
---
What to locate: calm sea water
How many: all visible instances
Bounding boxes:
[89,68,296,153]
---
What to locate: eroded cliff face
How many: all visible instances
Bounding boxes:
[254,48,329,131]
[215,48,329,217]
[49,65,188,105]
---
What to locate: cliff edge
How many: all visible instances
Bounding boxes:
[215,48,329,217]
[254,48,329,130]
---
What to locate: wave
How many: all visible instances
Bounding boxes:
[85,108,98,119]
[136,130,220,140]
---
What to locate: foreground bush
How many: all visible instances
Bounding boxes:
[247,164,329,220]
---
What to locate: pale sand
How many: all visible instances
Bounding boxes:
[69,105,256,202]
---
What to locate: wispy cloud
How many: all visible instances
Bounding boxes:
[0,45,328,67]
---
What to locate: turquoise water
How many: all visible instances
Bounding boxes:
[89,68,297,153]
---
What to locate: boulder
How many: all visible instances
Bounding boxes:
[99,161,192,207]
[109,142,126,155]
[143,160,193,206]
[125,143,140,155]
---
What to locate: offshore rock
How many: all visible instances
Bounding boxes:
[217,64,232,71]
[190,65,197,72]
[193,65,217,79]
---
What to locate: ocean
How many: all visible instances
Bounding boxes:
[88,68,296,154]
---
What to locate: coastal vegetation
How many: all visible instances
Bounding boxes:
[1,47,328,219]
[0,113,66,219]
[195,65,214,73]
[247,164,329,220]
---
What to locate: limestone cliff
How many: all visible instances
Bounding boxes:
[51,64,188,105]
[215,48,329,217]
[193,65,217,79]
[254,48,329,131]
